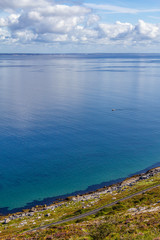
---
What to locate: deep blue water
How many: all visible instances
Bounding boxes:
[0,53,160,212]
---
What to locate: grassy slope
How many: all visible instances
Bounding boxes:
[0,173,160,239]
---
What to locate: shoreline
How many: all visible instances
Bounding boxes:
[1,166,160,238]
[0,162,160,216]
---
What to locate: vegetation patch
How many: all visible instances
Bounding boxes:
[0,170,160,239]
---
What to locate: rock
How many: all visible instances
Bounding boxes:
[128,208,137,212]
[4,218,10,224]
[139,176,147,180]
[28,213,34,217]
[45,213,51,217]
[20,221,27,226]
[50,206,55,210]
[30,207,36,212]
[138,207,146,211]
[43,207,48,210]
[71,197,77,201]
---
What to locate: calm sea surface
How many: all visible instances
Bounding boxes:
[0,54,160,212]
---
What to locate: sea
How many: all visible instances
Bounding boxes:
[0,53,160,214]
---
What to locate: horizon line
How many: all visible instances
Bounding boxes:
[0,53,160,55]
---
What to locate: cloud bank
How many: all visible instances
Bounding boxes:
[0,0,160,50]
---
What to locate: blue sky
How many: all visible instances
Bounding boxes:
[0,0,160,53]
[85,0,160,23]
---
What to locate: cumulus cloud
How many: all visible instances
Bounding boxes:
[0,27,10,41]
[97,20,160,46]
[38,5,90,17]
[0,1,160,48]
[7,4,91,34]
[99,21,134,39]
[14,30,38,42]
[135,20,159,39]
[0,18,7,27]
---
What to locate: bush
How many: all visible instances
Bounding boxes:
[90,223,114,240]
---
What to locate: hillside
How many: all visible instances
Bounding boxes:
[0,167,160,239]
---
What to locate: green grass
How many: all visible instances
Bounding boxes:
[0,172,160,239]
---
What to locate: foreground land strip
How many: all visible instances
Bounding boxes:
[24,183,160,234]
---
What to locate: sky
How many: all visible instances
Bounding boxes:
[0,0,160,53]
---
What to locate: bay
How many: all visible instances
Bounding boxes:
[0,53,160,212]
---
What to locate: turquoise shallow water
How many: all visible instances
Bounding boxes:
[0,53,160,213]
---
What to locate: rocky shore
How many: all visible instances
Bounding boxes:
[68,167,160,201]
[1,167,160,225]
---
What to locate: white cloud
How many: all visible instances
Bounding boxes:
[0,27,10,41]
[39,33,68,42]
[84,3,160,14]
[0,1,160,49]
[0,17,7,27]
[97,20,160,44]
[150,16,160,20]
[135,20,159,39]
[28,11,42,21]
[7,4,90,35]
[14,30,38,42]
[38,5,91,17]
[35,16,85,34]
[99,21,134,39]
[8,14,20,24]
[0,0,50,9]
[86,14,100,26]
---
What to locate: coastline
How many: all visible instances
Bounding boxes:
[1,166,160,238]
[0,162,160,216]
